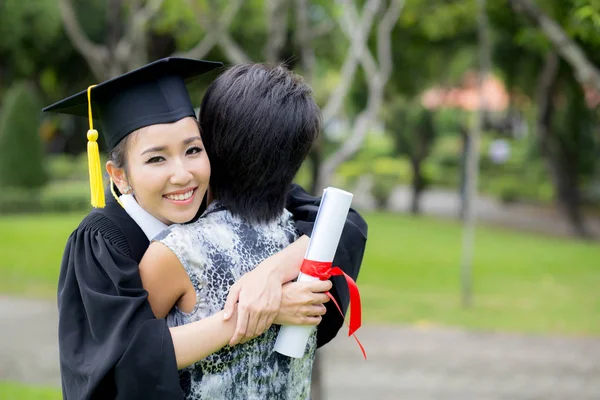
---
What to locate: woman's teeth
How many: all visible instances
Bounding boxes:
[165,190,193,201]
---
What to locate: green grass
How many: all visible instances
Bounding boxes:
[0,213,84,298]
[360,212,600,336]
[0,212,599,336]
[0,382,61,400]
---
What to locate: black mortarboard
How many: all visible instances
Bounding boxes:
[43,57,223,208]
[43,57,223,150]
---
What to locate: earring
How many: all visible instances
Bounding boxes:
[122,185,133,195]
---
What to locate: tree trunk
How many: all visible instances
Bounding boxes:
[308,140,323,196]
[410,157,424,214]
[458,125,470,220]
[536,52,589,237]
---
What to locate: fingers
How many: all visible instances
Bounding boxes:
[244,307,260,341]
[301,315,322,326]
[223,283,241,321]
[312,304,327,316]
[311,293,331,305]
[254,315,269,338]
[306,279,333,293]
[229,308,249,346]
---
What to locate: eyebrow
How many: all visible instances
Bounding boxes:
[140,136,202,155]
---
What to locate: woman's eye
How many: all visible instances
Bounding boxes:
[186,146,203,155]
[146,156,165,164]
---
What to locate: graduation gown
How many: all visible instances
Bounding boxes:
[57,184,367,399]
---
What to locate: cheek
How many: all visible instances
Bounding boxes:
[129,167,167,204]
[194,156,211,185]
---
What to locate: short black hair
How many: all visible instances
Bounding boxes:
[200,63,320,223]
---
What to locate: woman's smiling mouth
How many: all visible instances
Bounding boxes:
[164,188,196,203]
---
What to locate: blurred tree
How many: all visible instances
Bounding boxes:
[313,0,404,192]
[58,0,167,80]
[509,0,600,92]
[382,0,478,216]
[490,0,600,237]
[0,0,63,80]
[384,99,436,214]
[0,82,48,189]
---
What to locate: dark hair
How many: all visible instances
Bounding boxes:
[108,135,130,169]
[200,63,320,223]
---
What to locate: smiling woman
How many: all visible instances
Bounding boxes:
[106,117,211,225]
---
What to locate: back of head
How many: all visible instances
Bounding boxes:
[200,63,320,224]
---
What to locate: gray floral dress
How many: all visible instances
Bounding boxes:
[155,201,316,399]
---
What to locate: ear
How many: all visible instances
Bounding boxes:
[106,161,129,193]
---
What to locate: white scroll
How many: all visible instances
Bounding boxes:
[274,187,354,358]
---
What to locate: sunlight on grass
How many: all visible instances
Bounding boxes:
[0,382,61,400]
[360,212,600,335]
[0,213,84,298]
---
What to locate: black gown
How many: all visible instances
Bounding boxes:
[57,184,368,400]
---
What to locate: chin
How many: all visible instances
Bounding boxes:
[166,211,197,225]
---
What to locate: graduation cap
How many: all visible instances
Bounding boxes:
[43,57,223,208]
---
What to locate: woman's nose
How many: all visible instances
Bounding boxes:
[169,159,193,185]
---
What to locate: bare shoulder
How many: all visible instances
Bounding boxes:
[139,241,190,318]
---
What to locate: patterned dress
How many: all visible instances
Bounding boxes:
[155,201,316,399]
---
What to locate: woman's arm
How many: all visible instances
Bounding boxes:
[139,242,194,319]
[169,308,237,369]
[140,242,240,369]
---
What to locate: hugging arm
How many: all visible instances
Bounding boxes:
[139,241,239,369]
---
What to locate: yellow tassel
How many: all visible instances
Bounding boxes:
[87,85,105,208]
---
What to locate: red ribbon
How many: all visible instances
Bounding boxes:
[300,259,367,360]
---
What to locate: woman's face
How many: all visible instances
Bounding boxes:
[117,117,210,225]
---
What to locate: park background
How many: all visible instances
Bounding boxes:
[0,0,599,399]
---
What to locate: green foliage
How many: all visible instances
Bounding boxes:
[407,0,477,41]
[153,0,206,51]
[384,98,436,160]
[0,82,48,190]
[0,181,90,214]
[0,0,62,76]
[551,75,598,179]
[47,154,94,181]
[387,0,478,97]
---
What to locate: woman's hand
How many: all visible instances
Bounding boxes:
[274,280,332,326]
[223,236,310,346]
[223,264,284,346]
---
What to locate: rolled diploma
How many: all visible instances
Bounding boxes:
[120,194,168,241]
[274,187,354,358]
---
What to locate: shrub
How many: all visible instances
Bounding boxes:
[0,181,90,214]
[0,82,48,189]
[371,173,398,209]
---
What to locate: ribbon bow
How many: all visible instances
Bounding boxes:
[300,259,366,359]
